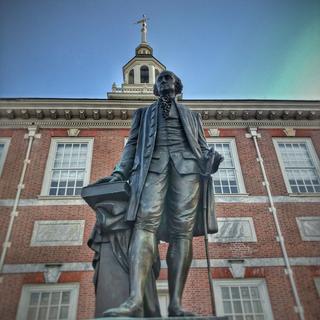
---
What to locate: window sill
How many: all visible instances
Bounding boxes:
[38,195,83,200]
[214,193,249,197]
[288,193,320,198]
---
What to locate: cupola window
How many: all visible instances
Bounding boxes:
[155,69,160,81]
[129,69,134,84]
[140,65,149,83]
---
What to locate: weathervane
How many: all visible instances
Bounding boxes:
[135,14,149,43]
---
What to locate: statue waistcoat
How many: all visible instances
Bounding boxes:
[155,102,190,153]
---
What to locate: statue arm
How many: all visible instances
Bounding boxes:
[112,108,142,180]
[196,112,224,174]
[196,112,210,155]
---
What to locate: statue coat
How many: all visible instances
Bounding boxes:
[114,101,218,240]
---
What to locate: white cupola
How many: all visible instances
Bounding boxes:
[108,15,166,100]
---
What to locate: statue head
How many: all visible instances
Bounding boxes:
[153,70,183,98]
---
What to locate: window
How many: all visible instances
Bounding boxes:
[0,138,10,176]
[207,138,246,194]
[209,217,257,243]
[140,65,149,83]
[128,69,134,84]
[214,279,274,320]
[273,139,320,193]
[296,217,320,241]
[16,283,79,320]
[155,69,160,81]
[41,138,93,196]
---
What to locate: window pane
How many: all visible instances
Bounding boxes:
[240,287,250,299]
[51,292,60,305]
[48,306,59,320]
[231,287,240,299]
[250,287,259,299]
[40,292,50,305]
[222,287,230,299]
[223,301,232,313]
[243,300,252,313]
[233,301,242,313]
[27,307,37,320]
[59,306,69,319]
[61,291,70,304]
[253,300,263,313]
[38,306,48,320]
[30,292,40,305]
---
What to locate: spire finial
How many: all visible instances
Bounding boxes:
[135,14,149,43]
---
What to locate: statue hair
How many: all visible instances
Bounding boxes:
[153,71,183,96]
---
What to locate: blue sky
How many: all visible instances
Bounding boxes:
[0,0,319,100]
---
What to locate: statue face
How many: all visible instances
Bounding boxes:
[156,72,176,97]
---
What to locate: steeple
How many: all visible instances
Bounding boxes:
[136,14,148,44]
[107,16,166,100]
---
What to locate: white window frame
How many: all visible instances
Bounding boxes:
[296,216,320,241]
[213,279,274,320]
[207,138,246,194]
[16,283,79,320]
[273,138,320,194]
[0,138,10,176]
[40,138,94,197]
[209,217,257,243]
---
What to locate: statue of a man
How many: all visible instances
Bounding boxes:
[96,70,223,317]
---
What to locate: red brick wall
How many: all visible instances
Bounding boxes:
[0,127,319,319]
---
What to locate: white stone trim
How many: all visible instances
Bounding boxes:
[3,257,320,274]
[213,278,274,320]
[0,194,319,208]
[273,138,320,194]
[16,283,79,320]
[207,137,246,194]
[0,137,10,176]
[30,220,85,246]
[296,216,320,241]
[209,217,257,243]
[40,137,94,196]
[156,280,169,317]
[3,262,93,273]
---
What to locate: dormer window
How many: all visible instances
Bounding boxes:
[140,65,149,83]
[129,69,134,84]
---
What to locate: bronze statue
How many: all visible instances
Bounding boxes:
[88,70,223,317]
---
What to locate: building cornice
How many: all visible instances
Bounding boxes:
[0,98,319,128]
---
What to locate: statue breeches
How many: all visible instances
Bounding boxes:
[135,160,200,240]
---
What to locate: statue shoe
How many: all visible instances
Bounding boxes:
[168,307,196,317]
[103,300,143,318]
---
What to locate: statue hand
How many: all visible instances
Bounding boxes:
[90,173,124,186]
[211,151,224,174]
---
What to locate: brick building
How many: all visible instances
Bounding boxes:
[0,29,320,320]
